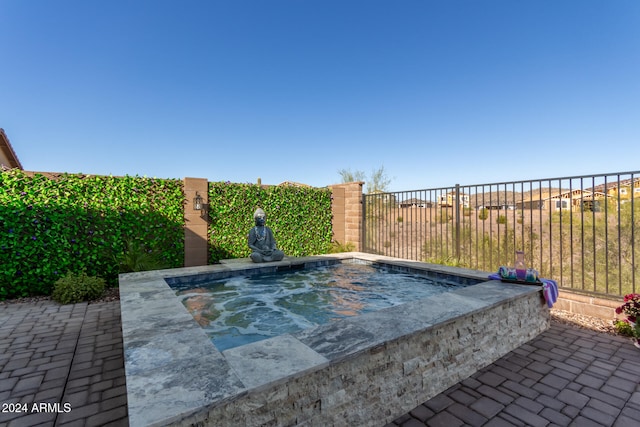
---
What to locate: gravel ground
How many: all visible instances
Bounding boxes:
[550,308,618,336]
[1,288,619,337]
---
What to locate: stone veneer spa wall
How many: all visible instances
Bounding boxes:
[120,253,549,426]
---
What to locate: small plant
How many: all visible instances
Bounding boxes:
[551,211,573,224]
[328,240,356,253]
[397,216,403,223]
[52,271,105,304]
[614,319,635,337]
[497,214,507,225]
[118,239,168,273]
[463,208,472,217]
[478,208,488,221]
[425,255,463,267]
[614,293,640,348]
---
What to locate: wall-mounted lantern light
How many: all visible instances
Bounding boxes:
[193,193,204,211]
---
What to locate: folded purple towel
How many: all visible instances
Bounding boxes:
[541,279,559,308]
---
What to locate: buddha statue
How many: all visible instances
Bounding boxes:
[248,208,285,263]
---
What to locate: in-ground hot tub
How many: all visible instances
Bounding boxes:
[169,259,481,352]
[120,252,549,427]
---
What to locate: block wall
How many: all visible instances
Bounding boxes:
[554,291,620,321]
[328,181,364,251]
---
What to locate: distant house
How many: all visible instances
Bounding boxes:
[399,198,433,208]
[471,191,518,211]
[545,189,608,211]
[277,181,312,188]
[590,178,640,202]
[476,203,515,211]
[0,128,23,170]
[438,192,469,208]
[515,198,544,210]
[516,189,608,212]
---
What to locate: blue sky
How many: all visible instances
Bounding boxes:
[1,0,639,192]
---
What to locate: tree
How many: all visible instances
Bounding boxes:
[338,165,392,194]
[337,168,366,183]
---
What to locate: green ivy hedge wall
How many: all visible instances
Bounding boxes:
[1,170,335,300]
[0,170,184,299]
[208,182,333,262]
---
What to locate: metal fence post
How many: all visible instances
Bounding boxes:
[361,193,367,252]
[455,183,461,260]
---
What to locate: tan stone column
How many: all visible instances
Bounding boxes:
[330,186,346,246]
[183,177,209,266]
[328,181,364,251]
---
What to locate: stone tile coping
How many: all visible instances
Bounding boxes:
[119,252,543,427]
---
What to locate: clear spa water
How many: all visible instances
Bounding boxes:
[176,263,466,351]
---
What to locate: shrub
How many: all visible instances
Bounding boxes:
[551,211,573,224]
[425,255,463,267]
[52,271,106,304]
[478,208,488,220]
[614,319,635,337]
[118,239,168,272]
[497,214,508,224]
[328,240,356,253]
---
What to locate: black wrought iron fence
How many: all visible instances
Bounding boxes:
[362,171,640,298]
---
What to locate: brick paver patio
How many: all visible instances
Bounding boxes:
[1,299,639,426]
[0,301,127,427]
[388,321,640,427]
